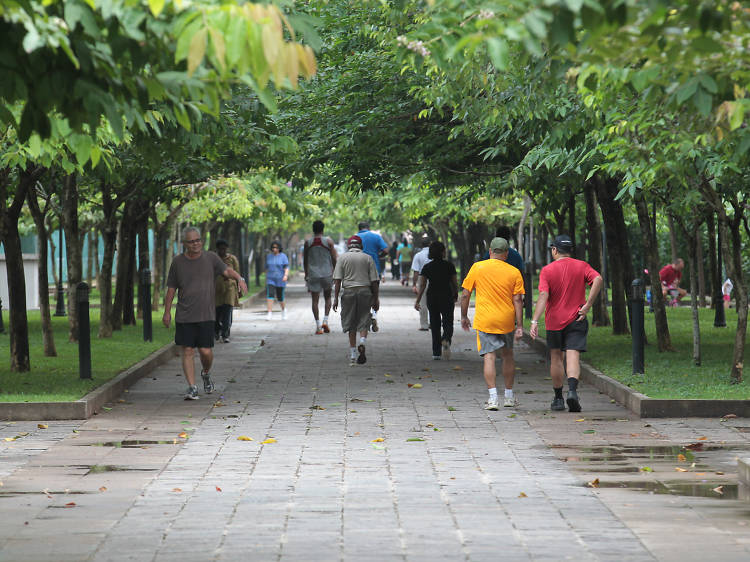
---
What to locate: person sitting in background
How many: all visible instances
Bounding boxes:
[659,258,686,304]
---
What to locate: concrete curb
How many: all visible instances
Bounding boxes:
[0,343,179,421]
[523,332,750,418]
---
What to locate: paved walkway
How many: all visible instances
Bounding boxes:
[2,279,750,561]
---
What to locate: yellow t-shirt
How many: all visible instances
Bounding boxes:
[461,259,525,334]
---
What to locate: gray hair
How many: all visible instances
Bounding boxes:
[182,226,201,241]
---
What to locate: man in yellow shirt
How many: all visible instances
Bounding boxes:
[460,237,525,410]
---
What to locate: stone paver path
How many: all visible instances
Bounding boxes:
[2,279,750,561]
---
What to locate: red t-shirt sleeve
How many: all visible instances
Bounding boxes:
[584,263,600,285]
[538,268,549,294]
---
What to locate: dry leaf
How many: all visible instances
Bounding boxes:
[37,424,48,429]
[407,383,414,388]
[236,436,253,441]
[575,418,585,422]
[696,473,706,476]
[452,366,463,371]
[640,466,653,472]
[99,487,107,493]
[715,471,725,475]
[722,413,737,419]
[713,486,724,495]
[587,478,600,488]
[64,502,76,507]
[686,443,704,451]
[261,438,277,444]
[215,486,222,492]
[518,492,527,498]
[178,432,188,439]
[3,437,15,442]
[677,454,687,462]
[384,374,391,377]
[412,383,423,389]
[371,438,385,442]
[674,467,688,472]
[172,488,182,492]
[698,436,707,441]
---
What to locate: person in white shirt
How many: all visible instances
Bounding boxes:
[722,278,733,309]
[411,236,432,330]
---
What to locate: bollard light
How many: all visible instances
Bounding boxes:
[631,279,645,375]
[77,282,92,379]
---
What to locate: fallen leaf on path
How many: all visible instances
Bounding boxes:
[384,374,391,378]
[172,488,182,492]
[452,366,463,371]
[630,433,640,437]
[371,438,385,442]
[426,423,434,428]
[37,424,48,429]
[674,467,688,472]
[386,379,395,383]
[640,467,653,472]
[407,383,414,388]
[3,437,15,442]
[236,436,253,441]
[616,419,629,422]
[178,432,188,439]
[261,438,277,444]
[99,486,107,492]
[722,413,737,419]
[575,418,585,422]
[213,402,225,407]
[412,384,423,389]
[695,473,706,476]
[698,436,707,441]
[518,492,527,498]
[372,444,384,450]
[715,471,725,475]
[587,478,600,488]
[677,454,687,462]
[216,486,222,492]
[310,405,326,410]
[686,443,704,451]
[582,429,596,434]
[713,486,724,495]
[64,502,76,508]
[406,438,425,442]
[447,406,457,411]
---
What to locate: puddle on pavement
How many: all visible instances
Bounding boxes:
[85,465,157,474]
[82,440,180,448]
[591,480,739,500]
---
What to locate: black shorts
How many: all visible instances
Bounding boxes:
[546,318,588,352]
[266,284,285,301]
[175,321,215,349]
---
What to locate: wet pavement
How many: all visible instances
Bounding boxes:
[1,279,750,561]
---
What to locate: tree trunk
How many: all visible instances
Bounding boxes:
[26,180,57,357]
[634,196,673,351]
[584,181,610,327]
[696,225,706,307]
[594,176,631,335]
[674,214,701,365]
[113,201,136,330]
[60,174,83,342]
[47,216,60,287]
[86,230,94,286]
[0,167,31,371]
[136,208,150,319]
[98,222,117,337]
[706,214,720,310]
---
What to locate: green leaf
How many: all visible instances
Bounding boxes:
[582,429,596,434]
[693,86,712,116]
[486,38,509,70]
[737,134,750,155]
[406,437,425,442]
[698,74,718,94]
[675,77,699,104]
[564,0,584,11]
[729,103,745,131]
[173,103,192,131]
[70,134,93,165]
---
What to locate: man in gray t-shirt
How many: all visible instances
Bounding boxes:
[163,227,248,400]
[303,220,338,334]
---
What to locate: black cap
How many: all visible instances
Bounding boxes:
[550,234,574,251]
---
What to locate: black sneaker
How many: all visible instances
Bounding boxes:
[371,317,379,333]
[566,390,582,412]
[184,385,199,400]
[201,370,215,394]
[550,397,565,411]
[356,344,367,364]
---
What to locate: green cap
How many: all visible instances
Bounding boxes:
[490,237,509,252]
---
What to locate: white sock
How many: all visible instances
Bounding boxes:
[323,315,329,323]
[505,388,514,398]
[350,347,357,358]
[359,336,366,345]
[316,320,321,329]
[489,388,498,399]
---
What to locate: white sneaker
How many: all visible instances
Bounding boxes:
[267,311,272,321]
[281,309,287,320]
[484,396,499,411]
[503,396,517,408]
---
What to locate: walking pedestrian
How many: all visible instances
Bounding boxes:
[163,227,247,400]
[332,235,380,365]
[356,221,388,331]
[303,220,337,334]
[411,235,432,331]
[529,234,603,413]
[389,240,400,281]
[266,241,289,320]
[460,237,525,410]
[214,239,240,343]
[397,238,413,286]
[414,241,458,360]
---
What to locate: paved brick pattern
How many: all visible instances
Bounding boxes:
[1,280,750,561]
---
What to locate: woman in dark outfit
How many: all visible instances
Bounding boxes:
[414,241,458,359]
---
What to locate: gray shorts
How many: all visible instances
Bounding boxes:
[307,276,333,293]
[477,330,514,356]
[340,287,372,333]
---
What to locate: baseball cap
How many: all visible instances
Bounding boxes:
[347,235,362,247]
[550,234,574,250]
[489,237,509,252]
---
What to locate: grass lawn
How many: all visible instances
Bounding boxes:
[0,310,173,402]
[539,306,750,400]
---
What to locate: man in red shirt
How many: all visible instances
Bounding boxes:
[659,259,686,303]
[530,235,603,412]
